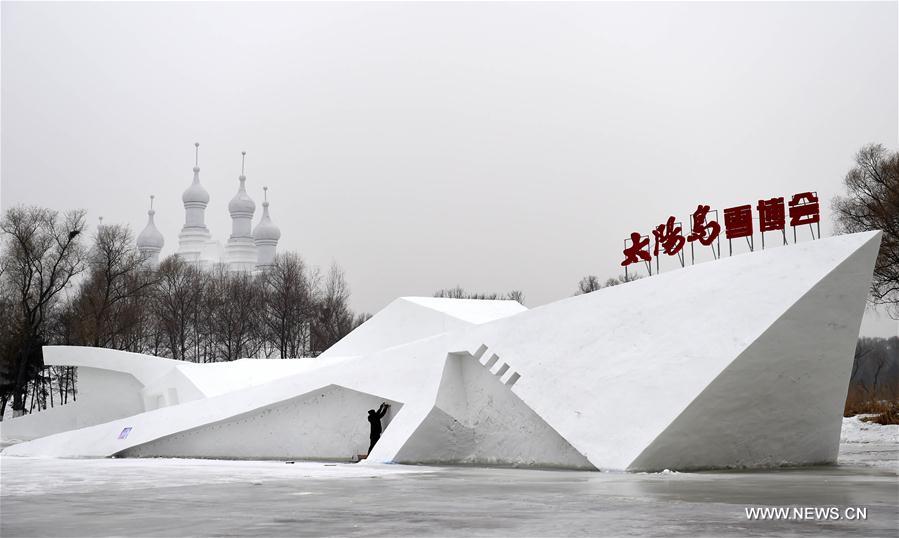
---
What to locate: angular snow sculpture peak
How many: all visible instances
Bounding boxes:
[318,296,526,358]
[2,232,881,472]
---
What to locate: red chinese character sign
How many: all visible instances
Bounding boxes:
[620,191,820,278]
[652,217,685,255]
[788,191,821,242]
[788,192,820,226]
[686,205,720,247]
[757,197,785,232]
[723,204,754,255]
[621,233,652,276]
[757,197,787,248]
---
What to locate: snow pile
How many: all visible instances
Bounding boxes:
[838,415,898,472]
[840,415,899,444]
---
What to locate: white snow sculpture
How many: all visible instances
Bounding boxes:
[1,231,881,472]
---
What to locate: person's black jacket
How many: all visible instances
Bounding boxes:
[368,403,388,438]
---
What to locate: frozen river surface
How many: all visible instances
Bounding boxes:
[2,418,896,537]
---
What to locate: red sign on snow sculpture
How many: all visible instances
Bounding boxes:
[757,197,786,232]
[621,191,821,276]
[686,205,719,246]
[788,192,820,227]
[622,232,652,266]
[652,217,685,257]
[723,205,753,239]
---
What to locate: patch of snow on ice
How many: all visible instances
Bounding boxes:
[841,415,898,444]
[838,416,898,473]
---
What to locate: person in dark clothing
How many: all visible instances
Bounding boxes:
[368,402,390,454]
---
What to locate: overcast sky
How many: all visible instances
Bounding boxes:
[2,1,897,336]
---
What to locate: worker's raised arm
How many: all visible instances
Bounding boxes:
[378,403,389,418]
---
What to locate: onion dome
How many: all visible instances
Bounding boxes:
[228,152,256,216]
[182,142,210,205]
[137,196,165,249]
[253,186,281,242]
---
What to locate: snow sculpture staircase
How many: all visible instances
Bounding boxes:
[470,343,521,388]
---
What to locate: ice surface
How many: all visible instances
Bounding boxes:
[1,418,896,537]
[0,457,432,498]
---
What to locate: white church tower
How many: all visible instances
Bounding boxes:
[177,142,213,264]
[253,186,281,268]
[136,195,164,268]
[225,151,258,271]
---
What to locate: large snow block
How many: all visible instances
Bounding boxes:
[627,238,877,470]
[118,385,401,461]
[393,352,594,469]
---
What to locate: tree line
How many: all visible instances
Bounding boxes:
[844,336,898,424]
[0,206,364,418]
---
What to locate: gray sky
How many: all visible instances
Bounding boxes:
[2,1,897,337]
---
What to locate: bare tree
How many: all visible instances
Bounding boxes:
[311,263,354,354]
[603,273,643,287]
[845,336,899,417]
[433,287,524,302]
[506,290,526,305]
[575,275,602,295]
[353,312,373,328]
[260,252,316,358]
[151,256,204,361]
[575,273,642,295]
[832,143,899,316]
[206,266,262,361]
[0,256,17,415]
[71,224,156,348]
[117,273,164,355]
[0,206,86,417]
[433,286,470,299]
[43,300,80,406]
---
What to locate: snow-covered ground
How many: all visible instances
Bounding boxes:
[839,415,899,472]
[1,417,896,537]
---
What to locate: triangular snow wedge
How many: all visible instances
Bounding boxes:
[320,297,525,358]
[393,352,594,469]
[118,384,402,460]
[628,232,881,471]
